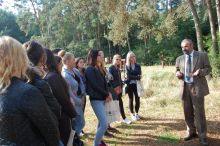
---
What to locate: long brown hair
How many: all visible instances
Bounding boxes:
[86,49,105,76]
[75,57,85,73]
[44,48,70,93]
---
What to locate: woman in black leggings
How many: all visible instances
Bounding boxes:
[109,54,132,124]
[125,51,142,120]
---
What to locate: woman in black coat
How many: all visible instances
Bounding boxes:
[23,41,61,122]
[125,51,142,121]
[108,54,132,124]
[44,48,77,146]
[0,36,59,146]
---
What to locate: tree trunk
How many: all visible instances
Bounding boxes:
[95,25,99,49]
[98,21,101,49]
[88,12,91,39]
[119,44,121,55]
[31,0,44,37]
[166,0,168,16]
[170,0,172,13]
[107,23,111,57]
[127,37,131,51]
[144,35,148,56]
[207,0,219,58]
[187,0,204,51]
[216,0,220,38]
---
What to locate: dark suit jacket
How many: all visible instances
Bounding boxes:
[175,51,212,99]
[85,65,109,100]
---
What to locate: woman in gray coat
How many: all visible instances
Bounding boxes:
[59,50,86,136]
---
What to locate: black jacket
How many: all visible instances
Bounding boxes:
[85,65,109,100]
[44,71,77,120]
[108,65,122,88]
[32,74,61,122]
[125,63,142,82]
[0,77,59,146]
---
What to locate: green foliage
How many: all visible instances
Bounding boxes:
[0,0,217,71]
[204,31,220,78]
[0,9,39,43]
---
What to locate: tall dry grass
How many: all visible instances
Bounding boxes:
[82,66,220,146]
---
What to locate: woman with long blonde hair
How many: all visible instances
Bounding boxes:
[0,36,59,145]
[125,51,142,121]
[59,50,86,137]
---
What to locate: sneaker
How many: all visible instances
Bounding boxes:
[80,130,85,136]
[123,118,132,124]
[131,114,137,120]
[104,131,113,138]
[101,140,108,146]
[116,121,122,124]
[135,113,140,120]
[107,126,117,132]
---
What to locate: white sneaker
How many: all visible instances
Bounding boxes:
[123,118,132,124]
[131,115,137,120]
[116,121,122,124]
[135,113,140,120]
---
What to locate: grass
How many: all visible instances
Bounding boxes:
[158,131,180,144]
[82,66,220,146]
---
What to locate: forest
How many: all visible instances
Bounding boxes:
[0,0,220,77]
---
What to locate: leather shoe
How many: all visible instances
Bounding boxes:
[200,138,209,146]
[184,133,197,141]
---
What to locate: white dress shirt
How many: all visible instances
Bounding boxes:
[184,50,194,83]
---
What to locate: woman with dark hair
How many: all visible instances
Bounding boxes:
[54,55,63,73]
[85,49,112,146]
[0,36,59,146]
[75,57,86,135]
[23,41,61,122]
[44,48,77,146]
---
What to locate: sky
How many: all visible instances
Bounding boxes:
[0,0,18,13]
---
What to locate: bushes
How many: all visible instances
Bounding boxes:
[204,31,220,78]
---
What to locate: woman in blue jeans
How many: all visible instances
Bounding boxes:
[59,50,86,136]
[85,49,112,146]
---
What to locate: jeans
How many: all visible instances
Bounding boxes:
[90,100,108,146]
[59,140,64,146]
[72,106,85,136]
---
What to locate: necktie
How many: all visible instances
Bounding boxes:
[186,55,191,81]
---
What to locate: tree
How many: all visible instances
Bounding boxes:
[216,0,220,38]
[187,0,204,51]
[206,0,219,58]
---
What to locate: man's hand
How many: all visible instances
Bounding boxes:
[176,71,183,78]
[191,68,200,76]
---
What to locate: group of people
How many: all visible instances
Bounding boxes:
[0,36,142,146]
[0,36,212,146]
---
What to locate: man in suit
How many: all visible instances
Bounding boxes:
[175,39,212,146]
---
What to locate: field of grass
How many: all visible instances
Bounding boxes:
[81,66,220,146]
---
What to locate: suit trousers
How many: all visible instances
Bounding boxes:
[182,82,207,138]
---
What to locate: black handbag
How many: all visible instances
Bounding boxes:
[71,124,84,146]
[73,134,83,146]
[108,82,118,100]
